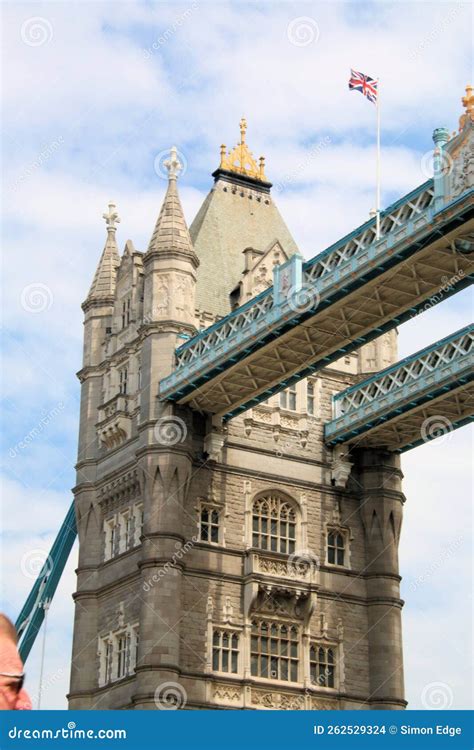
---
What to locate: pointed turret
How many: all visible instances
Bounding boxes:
[142,147,198,330]
[78,203,122,459]
[146,147,198,263]
[84,202,121,307]
[140,146,199,419]
[123,239,136,257]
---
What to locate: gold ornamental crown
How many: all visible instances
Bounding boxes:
[219,117,267,181]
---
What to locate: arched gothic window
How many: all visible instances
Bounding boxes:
[252,495,296,554]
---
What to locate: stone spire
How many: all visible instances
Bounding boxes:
[84,202,121,306]
[146,146,197,262]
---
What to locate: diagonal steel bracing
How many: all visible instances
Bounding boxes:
[160,183,473,419]
[324,325,474,452]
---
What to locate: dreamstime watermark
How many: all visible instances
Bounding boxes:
[306,663,336,690]
[420,148,454,179]
[142,537,197,591]
[288,549,320,577]
[154,147,188,179]
[20,549,53,580]
[410,535,463,591]
[288,283,320,314]
[409,3,463,61]
[20,283,53,313]
[21,17,53,47]
[11,137,64,193]
[153,415,187,445]
[287,16,320,47]
[9,402,64,458]
[275,136,331,193]
[154,681,187,709]
[8,724,127,740]
[410,270,465,319]
[143,3,199,58]
[421,681,454,709]
[420,415,453,445]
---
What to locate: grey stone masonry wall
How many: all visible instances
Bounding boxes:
[68,167,405,710]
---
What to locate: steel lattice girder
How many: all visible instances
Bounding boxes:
[324,324,474,452]
[15,502,77,663]
[159,186,473,419]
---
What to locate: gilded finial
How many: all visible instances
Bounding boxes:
[103,201,120,231]
[459,84,474,132]
[239,117,247,144]
[220,144,226,169]
[218,119,267,181]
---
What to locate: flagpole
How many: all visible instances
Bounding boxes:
[375,80,381,240]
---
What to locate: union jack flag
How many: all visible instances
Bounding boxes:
[348,69,378,104]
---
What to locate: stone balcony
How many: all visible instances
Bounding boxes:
[245,550,318,585]
[243,405,309,448]
[244,550,318,622]
[97,393,133,450]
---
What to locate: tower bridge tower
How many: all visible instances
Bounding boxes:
[68,122,404,710]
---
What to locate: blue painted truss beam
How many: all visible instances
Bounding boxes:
[324,324,474,451]
[159,184,473,419]
[15,501,77,663]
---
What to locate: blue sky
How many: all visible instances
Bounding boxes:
[1,0,472,710]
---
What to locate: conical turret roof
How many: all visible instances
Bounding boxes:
[85,202,121,305]
[146,146,197,263]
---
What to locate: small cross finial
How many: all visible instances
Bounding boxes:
[239,116,247,143]
[163,146,183,181]
[102,201,120,231]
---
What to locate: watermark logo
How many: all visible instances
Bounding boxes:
[9,402,65,458]
[154,416,187,445]
[288,549,320,577]
[274,136,331,194]
[154,148,188,179]
[409,3,463,61]
[21,549,53,580]
[20,283,53,313]
[288,283,320,314]
[287,17,320,47]
[11,137,64,193]
[421,415,453,445]
[143,537,197,591]
[421,681,454,709]
[409,270,465,320]
[21,17,53,47]
[410,535,463,591]
[154,681,187,710]
[143,3,199,59]
[420,148,453,179]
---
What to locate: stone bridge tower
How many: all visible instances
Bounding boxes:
[68,123,405,710]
